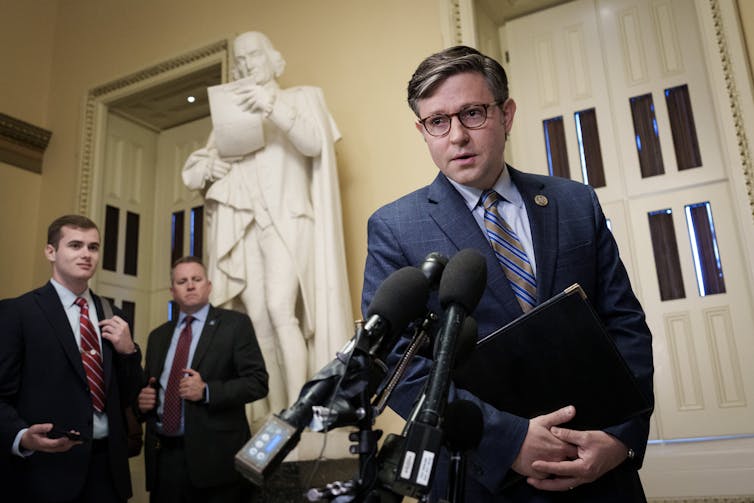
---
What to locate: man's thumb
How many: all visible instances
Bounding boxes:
[542,405,576,427]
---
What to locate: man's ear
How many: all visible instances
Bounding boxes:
[415,121,428,142]
[44,244,56,262]
[502,98,517,132]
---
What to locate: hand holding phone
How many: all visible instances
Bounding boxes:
[46,427,88,442]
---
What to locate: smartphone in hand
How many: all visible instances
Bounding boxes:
[46,428,89,442]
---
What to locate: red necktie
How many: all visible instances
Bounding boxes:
[162,315,194,435]
[75,297,106,413]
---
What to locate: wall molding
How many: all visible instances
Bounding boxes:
[0,113,52,173]
[709,0,754,221]
[76,39,228,217]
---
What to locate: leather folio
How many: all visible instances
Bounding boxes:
[453,284,651,430]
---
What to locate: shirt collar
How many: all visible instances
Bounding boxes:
[445,165,523,210]
[178,303,210,326]
[50,278,92,308]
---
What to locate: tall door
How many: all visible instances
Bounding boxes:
[95,115,210,349]
[505,0,754,440]
[150,117,211,330]
[96,114,157,350]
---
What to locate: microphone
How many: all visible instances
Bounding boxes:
[375,315,478,499]
[390,249,486,497]
[235,266,430,486]
[373,252,449,414]
[364,266,430,341]
[311,265,433,432]
[420,251,449,289]
[419,248,486,427]
[444,400,484,503]
[452,316,477,371]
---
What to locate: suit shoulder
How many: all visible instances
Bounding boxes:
[369,185,431,221]
[211,306,252,322]
[148,319,174,336]
[2,284,49,306]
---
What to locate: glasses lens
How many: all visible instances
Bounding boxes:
[459,106,487,128]
[425,115,450,136]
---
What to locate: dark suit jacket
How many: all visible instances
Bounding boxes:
[0,282,143,502]
[142,305,268,490]
[362,168,654,502]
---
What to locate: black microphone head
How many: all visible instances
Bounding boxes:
[438,249,487,311]
[443,400,484,452]
[366,266,430,332]
[454,316,478,368]
[420,252,449,290]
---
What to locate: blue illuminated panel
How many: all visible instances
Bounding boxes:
[685,202,726,296]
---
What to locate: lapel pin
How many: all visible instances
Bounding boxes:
[209,319,216,326]
[534,194,548,207]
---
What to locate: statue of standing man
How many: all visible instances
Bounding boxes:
[183,31,353,418]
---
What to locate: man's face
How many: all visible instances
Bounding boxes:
[170,262,212,314]
[45,225,100,293]
[415,71,515,190]
[233,34,274,84]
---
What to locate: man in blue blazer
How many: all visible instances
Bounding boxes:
[137,256,268,502]
[0,214,143,502]
[362,46,654,501]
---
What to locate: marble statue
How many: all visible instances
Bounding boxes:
[183,31,353,418]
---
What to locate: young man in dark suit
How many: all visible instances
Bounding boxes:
[137,256,268,503]
[362,46,654,501]
[0,214,143,502]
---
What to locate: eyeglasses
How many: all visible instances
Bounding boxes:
[418,102,501,137]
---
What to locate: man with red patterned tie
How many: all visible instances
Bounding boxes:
[137,256,268,503]
[0,214,143,502]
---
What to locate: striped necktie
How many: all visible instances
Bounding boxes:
[162,315,194,435]
[481,190,537,312]
[75,297,106,412]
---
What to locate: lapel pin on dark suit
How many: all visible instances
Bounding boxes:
[208,319,217,326]
[534,194,548,206]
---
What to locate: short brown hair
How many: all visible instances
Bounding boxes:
[407,45,509,117]
[170,256,206,283]
[47,214,99,249]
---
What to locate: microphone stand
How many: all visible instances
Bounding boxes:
[441,400,484,503]
[306,317,439,502]
[306,321,404,502]
[373,312,438,414]
[446,450,466,503]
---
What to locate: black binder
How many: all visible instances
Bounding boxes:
[453,284,651,430]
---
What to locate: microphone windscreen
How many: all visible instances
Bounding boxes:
[454,316,478,367]
[420,252,449,290]
[438,249,487,311]
[366,266,430,331]
[443,399,484,452]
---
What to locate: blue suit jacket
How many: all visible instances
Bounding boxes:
[362,167,654,502]
[0,282,143,502]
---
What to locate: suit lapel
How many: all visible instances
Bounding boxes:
[34,282,88,386]
[151,321,178,378]
[191,306,219,369]
[509,166,560,299]
[426,174,522,321]
[92,293,114,390]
